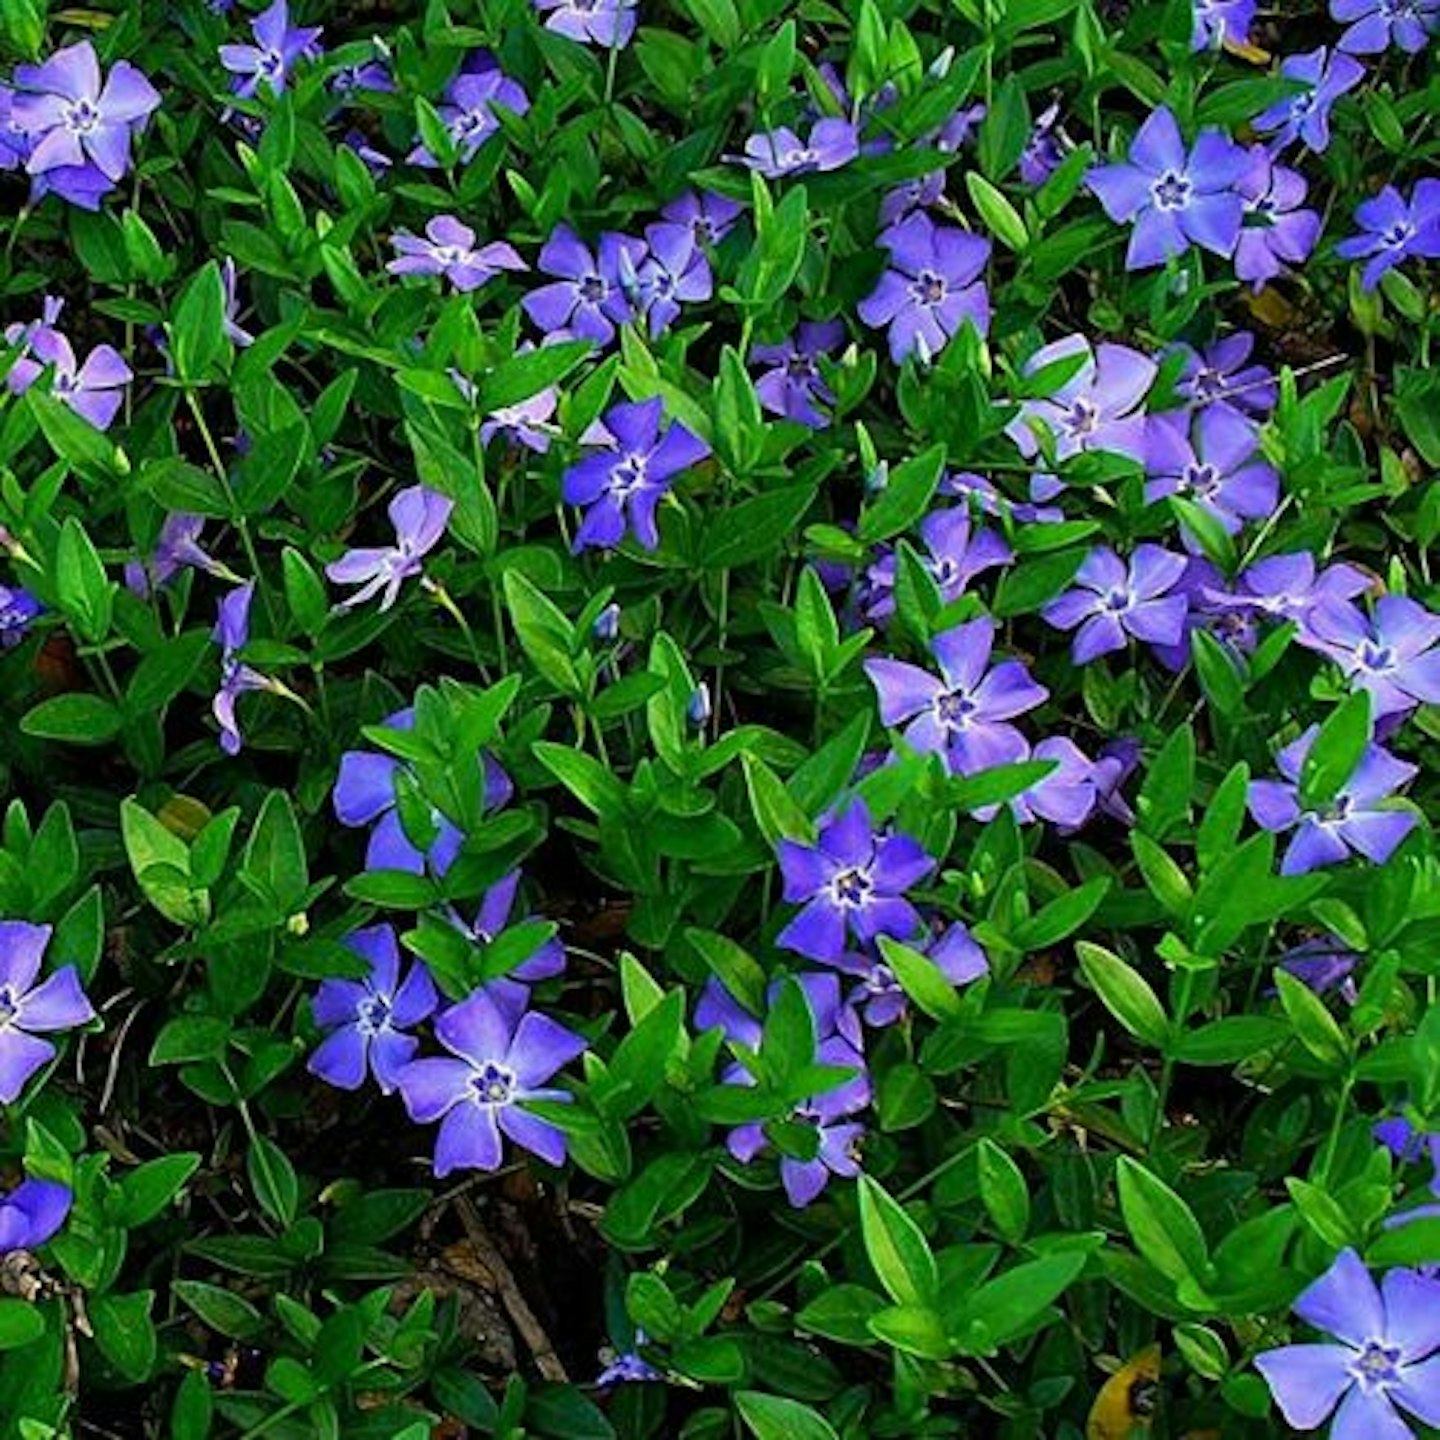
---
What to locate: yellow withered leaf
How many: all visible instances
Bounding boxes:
[157,793,213,842]
[1087,1344,1161,1440]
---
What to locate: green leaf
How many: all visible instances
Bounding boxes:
[90,1291,158,1382]
[118,1153,202,1226]
[172,1280,266,1341]
[0,1299,45,1351]
[1077,942,1169,1048]
[796,1284,886,1345]
[21,693,125,746]
[954,1252,1086,1352]
[171,262,230,385]
[856,444,946,544]
[876,936,963,1021]
[533,741,628,818]
[736,1392,838,1440]
[248,1134,300,1228]
[55,514,114,643]
[702,484,815,568]
[857,1174,938,1308]
[1116,1156,1213,1293]
[1274,969,1350,1068]
[976,1138,1030,1243]
[480,339,592,413]
[150,1016,231,1066]
[1299,690,1371,809]
[1013,876,1111,949]
[965,173,1027,251]
[240,791,309,915]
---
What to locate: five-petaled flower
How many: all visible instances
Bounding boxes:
[1253,46,1364,153]
[397,990,587,1176]
[523,224,645,346]
[735,120,860,178]
[0,921,96,1105]
[1233,146,1322,290]
[776,800,934,963]
[408,51,529,166]
[212,581,283,756]
[1043,545,1190,664]
[387,216,526,293]
[1145,407,1279,538]
[1254,1249,1440,1438]
[1332,0,1440,53]
[1249,726,1418,874]
[751,321,844,429]
[562,398,709,553]
[326,485,453,613]
[6,327,132,431]
[1299,595,1440,718]
[533,0,638,48]
[0,586,42,649]
[0,1176,73,1255]
[219,0,322,98]
[309,925,438,1094]
[858,212,991,363]
[865,616,1048,777]
[1086,106,1248,270]
[1335,180,1440,292]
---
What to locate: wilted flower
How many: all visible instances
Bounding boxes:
[387,216,526,293]
[751,321,843,428]
[1019,101,1065,186]
[212,581,281,756]
[397,990,587,1176]
[1253,47,1364,153]
[1086,106,1247,269]
[866,616,1047,776]
[329,54,395,95]
[0,586,42,648]
[124,513,228,598]
[342,129,391,173]
[858,213,990,364]
[1233,146,1322,289]
[0,921,96,1104]
[879,171,946,228]
[533,0,638,47]
[1254,1249,1440,1437]
[1298,595,1440,717]
[309,925,438,1093]
[562,397,708,553]
[776,800,934,963]
[1335,180,1440,292]
[220,258,253,347]
[325,485,453,613]
[523,224,645,346]
[1249,727,1418,875]
[408,52,529,165]
[1332,0,1440,53]
[480,387,558,453]
[1145,408,1279,537]
[734,120,859,178]
[0,1177,72,1254]
[1007,335,1156,465]
[1043,545,1189,663]
[219,0,322,98]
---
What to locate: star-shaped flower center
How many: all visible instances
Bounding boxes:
[1063,396,1100,438]
[357,994,392,1035]
[1350,1340,1401,1389]
[830,867,873,907]
[256,48,286,80]
[912,270,948,307]
[611,453,648,496]
[471,1061,516,1106]
[63,98,101,135]
[935,690,978,729]
[1383,220,1416,251]
[1358,641,1395,674]
[1182,462,1221,498]
[0,986,17,1028]
[1151,170,1192,211]
[578,274,607,305]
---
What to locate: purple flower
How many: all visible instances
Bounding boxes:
[1249,727,1418,875]
[1254,1249,1440,1438]
[751,321,843,428]
[534,0,638,47]
[342,129,391,173]
[562,397,708,553]
[1253,47,1365,153]
[221,258,253,347]
[634,222,712,337]
[939,469,1063,525]
[829,921,988,1027]
[522,224,645,346]
[1145,408,1279,537]
[1171,332,1276,419]
[124,513,226,598]
[387,216,526,293]
[0,921,95,1104]
[1087,107,1247,269]
[1019,101,1065,187]
[1007,335,1156,465]
[865,616,1047,776]
[6,328,131,431]
[858,213,990,364]
[219,0,322,98]
[598,1349,662,1386]
[1375,1117,1439,1167]
[776,800,934,963]
[1336,181,1440,292]
[695,972,863,1055]
[1212,552,1369,637]
[935,102,987,152]
[329,57,395,95]
[1010,738,1105,829]
[397,990,587,1176]
[661,190,741,247]
[862,507,1012,624]
[734,120,859,178]
[0,586,42,648]
[446,872,567,1012]
[1299,596,1440,718]
[1333,0,1440,53]
[1192,0,1258,49]
[0,1178,72,1254]
[1279,936,1361,1004]
[333,707,513,876]
[212,581,279,756]
[325,485,453,612]
[480,388,558,453]
[12,40,159,185]
[1234,146,1322,290]
[408,53,529,166]
[309,925,438,1094]
[879,171,945,228]
[1043,545,1189,663]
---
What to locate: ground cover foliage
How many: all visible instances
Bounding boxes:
[0,0,1439,1436]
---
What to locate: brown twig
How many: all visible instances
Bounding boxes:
[452,1197,569,1383]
